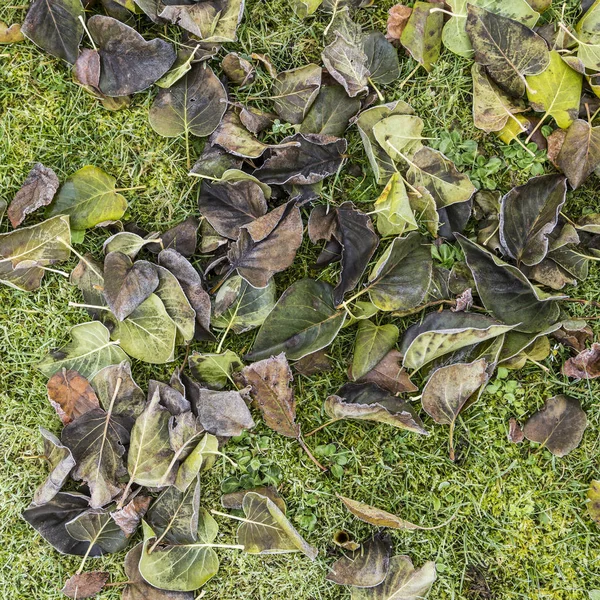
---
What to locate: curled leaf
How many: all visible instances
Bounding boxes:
[8,163,59,228]
[562,343,600,379]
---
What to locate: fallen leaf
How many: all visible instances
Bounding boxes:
[47,369,100,425]
[221,486,286,512]
[400,1,444,72]
[523,395,587,456]
[356,349,417,394]
[91,361,145,421]
[507,417,525,443]
[386,4,412,43]
[300,85,361,137]
[587,480,600,526]
[272,64,322,124]
[562,343,600,379]
[350,320,399,381]
[111,495,152,536]
[294,349,334,376]
[556,119,600,189]
[65,507,128,553]
[189,350,243,389]
[327,533,392,587]
[363,31,400,85]
[195,388,255,437]
[222,52,255,87]
[322,32,369,97]
[8,163,59,228]
[0,21,25,44]
[62,571,110,599]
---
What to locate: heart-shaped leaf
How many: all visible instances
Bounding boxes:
[189,350,243,389]
[48,166,127,232]
[523,395,587,456]
[194,388,255,437]
[38,321,128,380]
[247,278,346,361]
[236,492,318,558]
[22,0,84,63]
[65,507,129,553]
[149,63,227,138]
[46,368,100,425]
[88,15,176,96]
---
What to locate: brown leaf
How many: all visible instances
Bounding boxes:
[552,323,593,352]
[386,4,412,44]
[452,288,473,312]
[8,163,59,228]
[62,571,109,599]
[546,128,567,168]
[507,417,525,443]
[237,353,299,438]
[523,395,587,457]
[111,495,152,536]
[294,349,333,376]
[356,350,417,394]
[0,21,25,44]
[562,342,600,379]
[587,480,600,526]
[47,369,100,425]
[332,530,360,551]
[339,495,456,531]
[251,52,277,77]
[326,533,392,587]
[222,52,255,87]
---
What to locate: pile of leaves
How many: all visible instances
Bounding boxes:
[3,0,600,596]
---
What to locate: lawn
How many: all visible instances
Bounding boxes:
[1,0,600,598]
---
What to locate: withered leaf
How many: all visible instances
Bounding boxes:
[103,252,159,321]
[253,133,347,185]
[272,63,322,124]
[300,85,361,137]
[62,571,109,599]
[222,52,255,87]
[322,32,369,98]
[111,495,152,536]
[523,395,587,456]
[386,4,412,43]
[8,163,59,228]
[221,486,286,513]
[227,201,303,288]
[88,15,176,97]
[294,349,334,376]
[507,417,525,443]
[587,480,600,526]
[562,343,600,379]
[556,119,600,189]
[47,369,100,425]
[327,533,392,587]
[195,388,255,437]
[237,353,298,438]
[356,349,417,394]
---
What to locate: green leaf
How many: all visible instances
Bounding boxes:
[406,147,476,209]
[499,174,567,266]
[175,434,219,492]
[351,320,399,380]
[357,99,416,184]
[300,85,361,137]
[363,31,400,85]
[22,0,84,63]
[38,321,128,380]
[526,51,582,129]
[0,214,71,291]
[65,507,128,554]
[212,275,276,334]
[366,232,433,312]
[48,166,127,231]
[90,361,145,421]
[456,235,562,333]
[374,174,418,238]
[372,115,425,163]
[103,232,158,258]
[401,311,515,371]
[189,350,243,390]
[236,492,318,558]
[139,518,220,592]
[246,279,346,361]
[587,480,600,526]
[290,0,322,17]
[111,294,177,364]
[272,64,321,124]
[400,1,444,72]
[127,387,176,488]
[149,63,227,138]
[472,63,527,133]
[443,0,539,57]
[466,4,549,97]
[350,555,437,600]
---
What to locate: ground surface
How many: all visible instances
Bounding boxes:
[1,1,600,598]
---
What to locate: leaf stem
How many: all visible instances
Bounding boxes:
[38,265,70,277]
[68,301,111,312]
[368,78,384,103]
[297,434,327,471]
[114,185,146,193]
[210,510,281,530]
[448,419,456,462]
[305,418,343,437]
[524,113,546,144]
[79,15,97,51]
[398,63,421,90]
[57,238,103,278]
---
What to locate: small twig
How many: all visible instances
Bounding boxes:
[298,435,328,472]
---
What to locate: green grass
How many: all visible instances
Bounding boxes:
[1,0,600,598]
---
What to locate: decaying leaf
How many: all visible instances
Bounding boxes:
[247,279,346,361]
[189,350,243,389]
[562,343,600,379]
[111,495,152,536]
[33,428,76,506]
[587,480,600,526]
[322,32,369,97]
[88,15,176,97]
[373,173,418,238]
[301,85,361,137]
[22,0,84,63]
[222,52,255,87]
[325,382,427,434]
[0,21,24,44]
[350,320,399,381]
[327,533,392,587]
[350,555,436,600]
[149,63,227,138]
[195,388,255,437]
[523,395,587,456]
[46,369,100,425]
[507,417,525,443]
[422,359,490,459]
[356,349,417,394]
[8,163,59,228]
[62,571,110,599]
[236,492,318,558]
[400,1,444,72]
[556,119,600,189]
[273,64,321,124]
[499,174,567,267]
[221,486,286,512]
